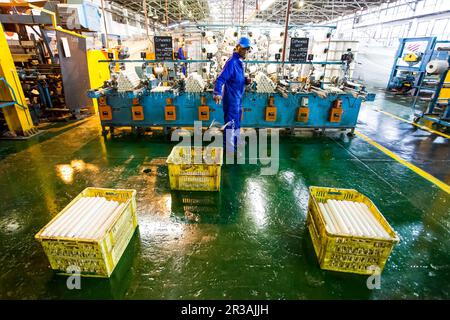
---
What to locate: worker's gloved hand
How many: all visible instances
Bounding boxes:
[213,95,222,104]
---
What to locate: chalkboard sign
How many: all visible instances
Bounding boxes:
[154,36,173,60]
[289,37,309,62]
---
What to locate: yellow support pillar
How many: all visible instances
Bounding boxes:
[87,49,111,114]
[0,23,36,136]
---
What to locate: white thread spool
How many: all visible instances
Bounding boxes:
[426,60,449,75]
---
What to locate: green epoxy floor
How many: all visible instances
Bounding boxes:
[0,102,449,299]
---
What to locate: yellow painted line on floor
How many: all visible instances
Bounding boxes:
[355,131,450,194]
[375,109,450,140]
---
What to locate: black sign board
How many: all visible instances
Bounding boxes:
[289,37,309,62]
[154,36,173,60]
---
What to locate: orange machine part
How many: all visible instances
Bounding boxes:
[165,98,176,121]
[297,107,309,123]
[132,98,140,105]
[99,106,112,121]
[98,96,107,106]
[329,100,343,123]
[132,106,144,121]
[265,107,277,122]
[198,106,210,121]
[198,96,209,121]
[165,106,176,121]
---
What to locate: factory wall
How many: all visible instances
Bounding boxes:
[329,0,450,88]
[89,0,149,39]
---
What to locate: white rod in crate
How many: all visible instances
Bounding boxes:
[336,201,365,237]
[343,200,374,237]
[345,201,378,237]
[356,202,391,239]
[43,197,90,236]
[327,200,351,235]
[330,200,358,235]
[70,198,110,238]
[63,197,106,238]
[351,201,387,238]
[82,200,119,238]
[75,199,114,238]
[90,202,123,238]
[324,203,342,234]
[91,203,125,239]
[66,197,104,238]
[43,197,93,237]
[318,202,337,233]
[58,197,99,237]
[79,201,110,239]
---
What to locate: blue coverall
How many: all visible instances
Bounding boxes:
[178,47,187,76]
[213,52,246,152]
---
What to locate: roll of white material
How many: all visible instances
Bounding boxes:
[426,60,449,75]
[269,43,282,55]
[266,64,277,75]
[154,66,164,75]
[204,44,218,54]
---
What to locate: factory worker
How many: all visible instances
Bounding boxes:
[177,41,187,76]
[213,37,252,155]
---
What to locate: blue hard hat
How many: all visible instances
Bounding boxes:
[238,37,251,49]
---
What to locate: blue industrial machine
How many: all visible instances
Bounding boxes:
[387,37,437,95]
[88,57,375,136]
[412,41,450,128]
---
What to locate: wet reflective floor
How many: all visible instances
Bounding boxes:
[0,99,449,299]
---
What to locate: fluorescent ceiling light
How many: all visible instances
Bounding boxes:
[260,0,276,11]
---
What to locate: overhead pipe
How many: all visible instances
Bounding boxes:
[281,0,292,65]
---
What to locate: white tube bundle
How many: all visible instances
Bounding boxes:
[117,68,141,91]
[317,199,391,239]
[40,196,123,239]
[255,71,276,93]
[185,72,206,92]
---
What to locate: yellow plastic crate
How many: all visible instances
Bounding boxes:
[35,187,138,278]
[166,146,223,191]
[307,186,399,275]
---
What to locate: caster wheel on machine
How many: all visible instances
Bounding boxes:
[347,128,356,137]
[101,126,108,137]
